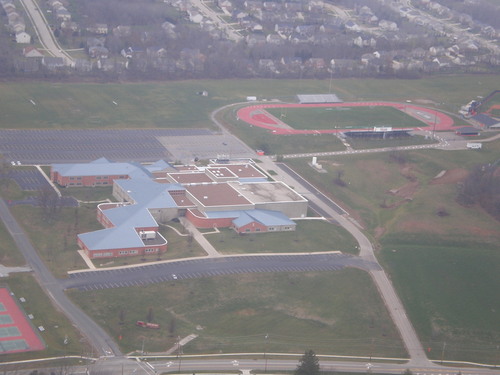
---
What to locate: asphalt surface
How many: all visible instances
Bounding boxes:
[62,253,380,290]
[0,128,256,164]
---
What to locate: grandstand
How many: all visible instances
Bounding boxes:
[297,94,343,104]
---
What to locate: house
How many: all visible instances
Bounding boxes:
[88,46,109,59]
[379,20,398,31]
[344,20,360,32]
[61,21,78,32]
[161,22,177,38]
[23,46,43,58]
[87,24,108,35]
[41,57,65,70]
[55,7,71,21]
[15,31,31,44]
[187,9,203,23]
[113,25,132,37]
[74,58,93,72]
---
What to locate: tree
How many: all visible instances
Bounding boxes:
[146,307,154,323]
[295,350,320,375]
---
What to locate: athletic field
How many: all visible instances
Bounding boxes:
[237,102,455,134]
[266,106,426,130]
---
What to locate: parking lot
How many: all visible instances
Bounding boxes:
[8,169,51,191]
[62,253,380,290]
[0,129,223,164]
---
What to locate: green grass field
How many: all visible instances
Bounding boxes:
[266,106,427,130]
[0,75,498,130]
[284,139,500,363]
[207,220,358,254]
[68,269,406,358]
[380,239,499,364]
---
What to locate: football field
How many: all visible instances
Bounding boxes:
[266,105,426,130]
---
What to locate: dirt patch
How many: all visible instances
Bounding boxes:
[321,160,342,167]
[275,305,336,326]
[387,181,419,199]
[413,99,439,106]
[236,308,257,316]
[430,169,468,185]
[374,227,386,240]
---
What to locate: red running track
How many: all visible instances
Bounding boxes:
[0,288,45,354]
[237,102,455,135]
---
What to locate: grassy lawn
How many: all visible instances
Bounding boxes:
[9,204,101,277]
[380,239,499,364]
[0,219,26,267]
[68,269,406,358]
[1,274,88,362]
[266,106,428,130]
[0,75,497,131]
[347,134,436,150]
[283,139,500,363]
[206,220,358,255]
[60,186,114,202]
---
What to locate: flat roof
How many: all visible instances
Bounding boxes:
[229,181,307,203]
[185,183,252,207]
[209,163,266,179]
[297,94,343,104]
[171,194,195,207]
[206,167,236,179]
[168,172,214,184]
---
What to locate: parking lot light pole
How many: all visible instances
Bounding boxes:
[264,334,269,372]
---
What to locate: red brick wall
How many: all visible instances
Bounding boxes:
[234,221,268,233]
[185,209,234,228]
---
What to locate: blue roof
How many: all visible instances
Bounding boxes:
[78,226,145,251]
[206,209,295,227]
[80,179,184,253]
[472,113,500,128]
[52,158,151,178]
[115,178,183,208]
[145,160,172,172]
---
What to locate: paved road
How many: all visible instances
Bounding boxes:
[12,357,500,375]
[188,0,242,41]
[18,0,74,65]
[63,253,379,290]
[0,198,120,357]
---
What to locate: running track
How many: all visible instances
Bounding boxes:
[237,102,455,134]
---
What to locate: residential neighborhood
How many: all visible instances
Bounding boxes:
[1,0,499,78]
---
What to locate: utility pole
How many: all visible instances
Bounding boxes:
[264,333,269,372]
[441,342,446,364]
[177,335,183,373]
[369,338,374,361]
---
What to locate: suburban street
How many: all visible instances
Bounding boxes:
[18,0,74,65]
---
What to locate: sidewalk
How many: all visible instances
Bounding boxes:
[180,217,222,258]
